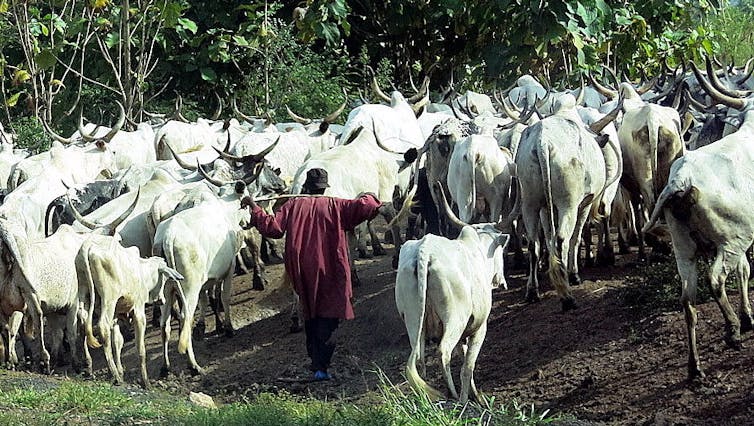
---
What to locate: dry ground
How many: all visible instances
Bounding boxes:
[16,224,754,425]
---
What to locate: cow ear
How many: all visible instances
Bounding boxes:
[497,233,510,251]
[404,148,418,164]
[234,181,246,194]
[723,115,742,129]
[319,121,330,134]
[595,134,610,148]
[95,140,106,151]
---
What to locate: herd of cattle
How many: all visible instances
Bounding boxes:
[0,56,751,402]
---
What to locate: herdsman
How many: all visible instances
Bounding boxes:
[244,168,381,381]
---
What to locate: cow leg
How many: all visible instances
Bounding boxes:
[194,290,208,341]
[177,289,204,375]
[568,209,592,287]
[438,317,465,400]
[220,274,235,337]
[112,322,125,379]
[597,217,616,266]
[461,322,487,404]
[6,312,22,369]
[554,210,578,311]
[367,221,386,256]
[709,248,743,349]
[668,217,703,379]
[46,315,65,368]
[582,224,594,267]
[64,308,80,372]
[355,224,371,259]
[159,295,173,377]
[634,201,648,262]
[738,256,754,332]
[99,301,122,384]
[523,211,542,303]
[25,293,50,374]
[134,306,150,389]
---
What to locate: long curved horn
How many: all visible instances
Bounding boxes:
[211,92,223,120]
[67,193,99,230]
[574,75,586,106]
[589,96,623,134]
[367,66,392,103]
[438,183,468,229]
[495,90,520,119]
[232,95,257,123]
[684,88,714,112]
[103,189,140,234]
[601,65,621,91]
[690,61,746,110]
[736,57,754,85]
[250,136,279,162]
[342,126,364,145]
[412,93,429,115]
[705,55,751,98]
[409,73,419,92]
[449,99,468,120]
[198,161,228,186]
[242,162,265,185]
[588,72,617,99]
[40,116,75,144]
[285,105,312,124]
[101,101,125,142]
[173,96,189,122]
[357,88,370,105]
[371,119,404,154]
[78,111,99,142]
[407,76,430,103]
[323,88,348,123]
[636,75,659,95]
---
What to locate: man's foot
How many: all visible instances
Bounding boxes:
[313,370,331,381]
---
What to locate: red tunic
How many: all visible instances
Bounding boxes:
[250,194,381,320]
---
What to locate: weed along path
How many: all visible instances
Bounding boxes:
[2,224,754,424]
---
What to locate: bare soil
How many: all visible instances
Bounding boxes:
[23,226,754,425]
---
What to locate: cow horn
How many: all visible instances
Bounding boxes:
[438,183,468,229]
[602,65,621,91]
[104,188,140,234]
[78,111,99,142]
[736,57,754,85]
[323,88,348,124]
[343,126,364,145]
[412,94,429,115]
[242,162,265,185]
[101,101,125,143]
[407,76,430,103]
[368,66,392,103]
[574,75,586,106]
[371,119,403,154]
[496,91,520,120]
[588,72,617,99]
[358,88,370,105]
[450,99,468,120]
[232,95,257,123]
[173,96,189,122]
[636,75,659,95]
[684,88,714,112]
[211,92,223,120]
[250,136,279,162]
[690,61,746,110]
[705,55,752,98]
[285,105,312,124]
[589,96,623,134]
[197,161,228,186]
[40,116,75,145]
[409,73,419,92]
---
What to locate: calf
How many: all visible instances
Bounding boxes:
[395,193,509,403]
[77,237,184,388]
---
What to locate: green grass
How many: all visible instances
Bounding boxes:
[0,369,556,426]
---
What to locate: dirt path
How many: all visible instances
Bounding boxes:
[36,234,754,425]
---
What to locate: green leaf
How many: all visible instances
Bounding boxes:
[35,50,56,70]
[178,18,197,34]
[0,1,8,13]
[200,67,217,82]
[105,33,120,49]
[6,92,20,107]
[233,35,249,47]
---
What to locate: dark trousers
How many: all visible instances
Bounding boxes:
[304,317,339,372]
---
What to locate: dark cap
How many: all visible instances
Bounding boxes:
[303,168,330,190]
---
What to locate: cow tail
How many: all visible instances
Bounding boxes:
[643,177,687,234]
[80,246,102,349]
[590,132,623,222]
[470,149,478,222]
[166,239,191,355]
[405,247,443,401]
[647,114,660,206]
[537,141,568,299]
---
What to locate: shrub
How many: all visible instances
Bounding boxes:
[11,116,49,154]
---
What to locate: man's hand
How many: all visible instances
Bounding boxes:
[356,191,378,200]
[240,195,256,210]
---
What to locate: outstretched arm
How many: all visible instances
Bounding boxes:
[340,193,382,229]
[250,203,288,239]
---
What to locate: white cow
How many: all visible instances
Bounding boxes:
[643,64,754,380]
[77,236,184,387]
[516,94,620,310]
[395,197,509,403]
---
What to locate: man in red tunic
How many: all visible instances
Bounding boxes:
[245,168,382,381]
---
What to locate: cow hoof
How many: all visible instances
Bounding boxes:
[568,273,582,286]
[596,250,616,267]
[224,326,236,338]
[41,362,51,375]
[688,365,706,383]
[193,322,206,341]
[561,298,578,312]
[160,364,171,378]
[384,231,394,245]
[373,246,386,256]
[252,276,266,291]
[584,257,594,267]
[525,291,541,304]
[724,331,743,350]
[392,255,399,270]
[740,315,754,333]
[141,380,152,390]
[357,249,371,259]
[189,365,204,376]
[618,243,631,255]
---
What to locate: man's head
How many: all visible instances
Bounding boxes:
[303,168,329,195]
